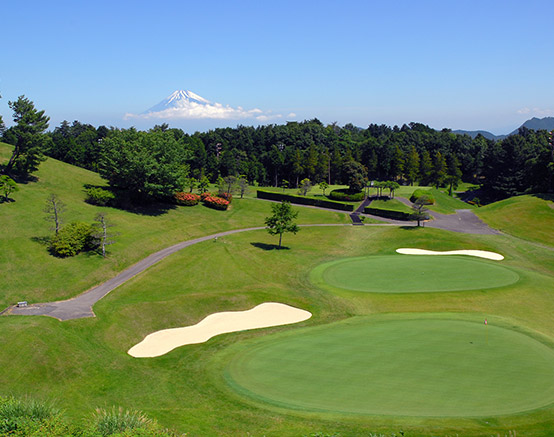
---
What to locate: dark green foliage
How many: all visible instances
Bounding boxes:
[47,120,108,171]
[98,129,191,203]
[342,160,367,191]
[328,188,365,202]
[85,187,115,206]
[2,95,49,177]
[49,221,96,257]
[410,189,435,205]
[258,190,354,211]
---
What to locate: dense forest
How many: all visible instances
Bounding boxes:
[1,96,553,204]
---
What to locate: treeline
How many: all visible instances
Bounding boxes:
[2,96,553,203]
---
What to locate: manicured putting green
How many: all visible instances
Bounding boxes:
[225,316,554,417]
[310,255,519,293]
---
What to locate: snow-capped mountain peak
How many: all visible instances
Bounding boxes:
[143,90,211,113]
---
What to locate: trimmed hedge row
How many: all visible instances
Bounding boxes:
[328,188,365,202]
[364,207,413,221]
[257,190,354,212]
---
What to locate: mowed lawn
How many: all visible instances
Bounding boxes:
[1,223,554,436]
[224,314,554,417]
[0,142,349,308]
[2,142,554,436]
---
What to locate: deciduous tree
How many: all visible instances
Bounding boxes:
[264,201,300,249]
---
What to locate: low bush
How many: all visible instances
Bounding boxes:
[49,221,97,257]
[84,187,115,206]
[174,192,200,206]
[203,195,230,210]
[219,191,233,202]
[0,396,61,434]
[257,190,354,211]
[410,189,435,205]
[328,188,365,202]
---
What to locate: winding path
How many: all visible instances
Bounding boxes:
[4,201,499,321]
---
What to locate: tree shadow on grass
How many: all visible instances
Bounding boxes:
[250,242,290,251]
[30,236,51,246]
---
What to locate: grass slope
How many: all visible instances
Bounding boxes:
[1,145,554,436]
[0,142,349,308]
[476,195,554,247]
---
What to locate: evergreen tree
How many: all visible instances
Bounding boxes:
[2,96,50,177]
[404,146,420,185]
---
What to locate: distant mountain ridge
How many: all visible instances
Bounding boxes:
[454,116,554,140]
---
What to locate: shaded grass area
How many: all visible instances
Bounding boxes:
[224,314,554,417]
[475,195,554,247]
[1,226,553,436]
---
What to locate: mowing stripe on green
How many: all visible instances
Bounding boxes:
[310,255,519,293]
[225,315,554,417]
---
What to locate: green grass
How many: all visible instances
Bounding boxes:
[2,143,554,436]
[0,142,349,308]
[476,195,554,247]
[369,198,413,213]
[310,255,520,293]
[223,313,554,417]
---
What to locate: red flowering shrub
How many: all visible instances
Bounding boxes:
[219,192,233,202]
[203,195,230,210]
[174,192,200,206]
[200,191,213,201]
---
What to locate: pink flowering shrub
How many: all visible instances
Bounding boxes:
[174,192,200,206]
[203,195,230,210]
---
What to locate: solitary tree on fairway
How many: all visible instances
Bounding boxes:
[265,201,300,249]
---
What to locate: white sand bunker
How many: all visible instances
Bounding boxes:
[128,302,312,358]
[396,248,504,261]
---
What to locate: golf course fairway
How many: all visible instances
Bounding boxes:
[224,315,554,417]
[310,255,519,294]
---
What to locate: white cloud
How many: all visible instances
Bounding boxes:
[125,101,282,121]
[287,112,297,118]
[517,107,554,117]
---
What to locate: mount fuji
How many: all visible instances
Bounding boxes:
[125,89,284,122]
[143,90,211,114]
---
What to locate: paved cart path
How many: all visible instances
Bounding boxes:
[4,200,500,321]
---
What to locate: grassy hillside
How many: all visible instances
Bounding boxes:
[0,142,349,308]
[1,226,553,436]
[476,195,554,247]
[1,143,554,436]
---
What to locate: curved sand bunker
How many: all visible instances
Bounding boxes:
[128,302,312,358]
[396,248,504,261]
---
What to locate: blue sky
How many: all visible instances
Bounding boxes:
[1,0,553,134]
